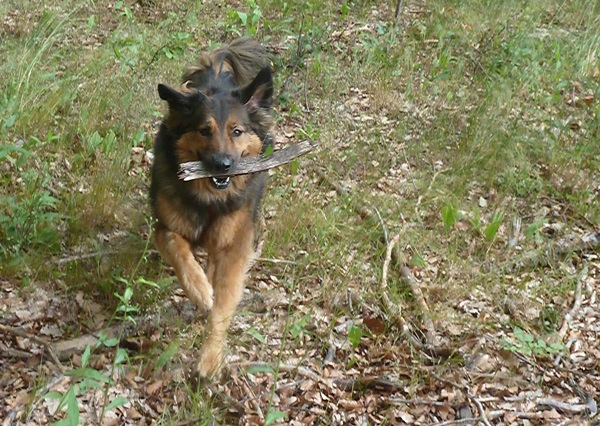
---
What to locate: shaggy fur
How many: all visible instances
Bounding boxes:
[150,38,273,378]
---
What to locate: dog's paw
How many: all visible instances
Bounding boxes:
[196,344,225,379]
[182,274,214,314]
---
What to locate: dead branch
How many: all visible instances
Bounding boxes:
[432,374,492,426]
[536,397,589,414]
[178,140,315,180]
[507,230,599,272]
[50,316,158,361]
[333,376,404,393]
[399,265,439,346]
[234,361,324,383]
[54,249,118,264]
[558,265,587,338]
[394,0,404,24]
[0,323,64,371]
[381,233,401,289]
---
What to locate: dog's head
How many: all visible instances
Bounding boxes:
[158,67,273,196]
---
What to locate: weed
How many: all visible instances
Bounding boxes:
[501,326,564,359]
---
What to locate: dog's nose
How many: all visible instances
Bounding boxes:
[210,153,233,173]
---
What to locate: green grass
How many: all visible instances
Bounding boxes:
[1,0,599,423]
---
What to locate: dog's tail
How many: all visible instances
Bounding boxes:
[182,38,270,89]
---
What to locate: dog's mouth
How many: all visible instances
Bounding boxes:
[210,176,231,190]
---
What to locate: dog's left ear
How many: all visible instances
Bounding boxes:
[241,66,273,111]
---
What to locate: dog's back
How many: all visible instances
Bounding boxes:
[183,38,270,91]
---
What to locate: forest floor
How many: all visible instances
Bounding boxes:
[1,0,599,424]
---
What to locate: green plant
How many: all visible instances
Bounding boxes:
[0,150,64,260]
[484,211,504,241]
[501,326,564,359]
[441,203,459,231]
[44,337,128,426]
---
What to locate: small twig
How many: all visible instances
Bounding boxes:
[179,140,315,180]
[536,397,589,414]
[0,323,64,371]
[372,206,388,246]
[381,233,401,289]
[415,167,445,215]
[432,375,491,426]
[506,230,599,272]
[394,0,404,24]
[469,390,492,426]
[234,361,324,384]
[54,249,117,265]
[558,265,587,338]
[241,378,264,421]
[399,266,439,345]
[145,43,169,70]
[256,257,297,265]
[386,397,446,407]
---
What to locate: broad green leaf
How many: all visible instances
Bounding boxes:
[290,159,299,175]
[66,387,79,426]
[246,327,266,343]
[409,253,427,268]
[348,325,362,348]
[237,11,248,25]
[45,391,63,400]
[114,348,129,365]
[262,144,274,157]
[441,203,458,230]
[156,340,179,368]
[81,345,92,368]
[66,368,112,384]
[105,396,128,412]
[485,211,504,241]
[245,364,274,375]
[265,410,287,425]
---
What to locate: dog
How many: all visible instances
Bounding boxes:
[150,38,274,378]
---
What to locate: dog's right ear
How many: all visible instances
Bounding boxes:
[158,84,188,108]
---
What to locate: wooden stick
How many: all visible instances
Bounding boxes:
[381,233,401,289]
[558,265,587,338]
[399,265,439,346]
[0,323,64,371]
[178,140,315,180]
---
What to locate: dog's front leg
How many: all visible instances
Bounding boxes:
[154,227,214,314]
[196,230,254,378]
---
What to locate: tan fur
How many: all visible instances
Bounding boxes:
[152,38,272,380]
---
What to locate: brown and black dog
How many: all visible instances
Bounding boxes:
[150,38,274,378]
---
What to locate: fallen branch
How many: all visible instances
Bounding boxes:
[506,230,599,272]
[233,361,407,396]
[234,361,323,383]
[178,140,315,180]
[399,265,439,346]
[0,323,64,371]
[333,376,404,393]
[558,265,587,338]
[536,397,589,414]
[381,233,401,289]
[432,374,492,426]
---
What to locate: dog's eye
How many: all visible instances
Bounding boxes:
[232,128,244,137]
[198,128,211,137]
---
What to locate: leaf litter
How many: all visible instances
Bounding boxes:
[2,1,600,425]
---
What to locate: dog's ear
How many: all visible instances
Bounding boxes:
[240,66,273,112]
[158,84,203,114]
